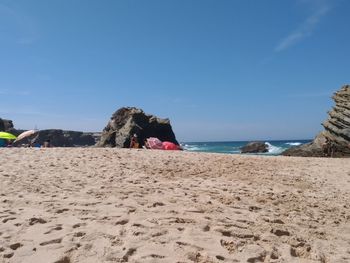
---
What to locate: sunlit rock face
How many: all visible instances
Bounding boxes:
[97,107,178,148]
[283,85,350,157]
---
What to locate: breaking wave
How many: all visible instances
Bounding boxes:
[285,142,302,146]
[181,140,310,155]
[265,142,284,155]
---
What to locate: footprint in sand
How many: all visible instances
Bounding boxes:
[40,238,62,246]
[216,228,255,239]
[216,255,225,261]
[151,230,168,237]
[115,219,129,225]
[73,232,86,237]
[9,243,22,250]
[54,256,71,263]
[3,252,14,258]
[29,217,47,225]
[44,225,63,234]
[72,223,87,229]
[141,254,166,259]
[151,202,165,207]
[122,248,136,262]
[203,225,210,232]
[2,217,16,223]
[55,208,69,214]
[271,228,290,237]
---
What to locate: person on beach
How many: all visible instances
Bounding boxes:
[329,141,336,158]
[6,139,13,147]
[29,134,40,148]
[129,134,139,148]
[143,139,150,149]
[43,139,51,148]
[322,138,330,157]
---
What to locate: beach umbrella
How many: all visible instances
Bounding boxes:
[0,132,17,140]
[14,130,38,143]
[146,137,164,149]
[162,141,180,150]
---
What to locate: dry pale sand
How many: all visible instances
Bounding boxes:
[0,148,350,263]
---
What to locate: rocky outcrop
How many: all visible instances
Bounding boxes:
[0,118,14,131]
[13,129,96,147]
[282,132,326,157]
[282,85,350,157]
[97,107,178,148]
[1,118,96,147]
[241,141,268,153]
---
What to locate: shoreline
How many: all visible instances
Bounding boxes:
[1,148,349,262]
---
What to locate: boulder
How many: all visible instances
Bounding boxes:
[15,129,96,147]
[97,107,179,148]
[0,118,14,131]
[241,141,268,153]
[282,132,326,157]
[1,118,97,147]
[282,85,350,157]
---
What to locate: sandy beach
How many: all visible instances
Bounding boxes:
[0,148,349,263]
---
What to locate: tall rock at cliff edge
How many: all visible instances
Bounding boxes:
[283,85,350,157]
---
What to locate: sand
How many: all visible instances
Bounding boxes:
[0,148,349,263]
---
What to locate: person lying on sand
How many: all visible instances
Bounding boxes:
[129,134,139,149]
[143,139,150,149]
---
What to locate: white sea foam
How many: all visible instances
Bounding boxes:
[265,142,284,155]
[285,142,302,146]
[182,144,201,151]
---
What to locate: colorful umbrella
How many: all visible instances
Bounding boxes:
[146,137,164,149]
[162,141,180,150]
[0,132,17,140]
[14,130,38,143]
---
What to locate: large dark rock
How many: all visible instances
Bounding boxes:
[241,141,268,153]
[15,129,96,147]
[1,118,97,147]
[0,118,14,131]
[97,107,179,148]
[282,85,350,157]
[282,132,326,157]
[0,119,4,131]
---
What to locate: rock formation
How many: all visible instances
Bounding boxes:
[0,118,14,131]
[12,129,96,147]
[283,85,350,157]
[97,107,179,148]
[36,130,95,147]
[241,141,268,153]
[1,118,96,147]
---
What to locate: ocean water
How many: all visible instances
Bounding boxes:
[181,140,311,155]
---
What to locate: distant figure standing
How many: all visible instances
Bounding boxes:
[43,139,51,148]
[129,134,139,149]
[322,138,330,157]
[30,134,40,148]
[329,141,336,158]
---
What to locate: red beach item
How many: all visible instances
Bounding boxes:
[146,137,164,149]
[162,141,180,150]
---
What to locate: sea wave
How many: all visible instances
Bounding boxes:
[265,142,284,155]
[285,142,302,146]
[181,141,305,155]
[181,144,202,151]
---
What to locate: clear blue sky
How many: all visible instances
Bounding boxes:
[0,0,349,141]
